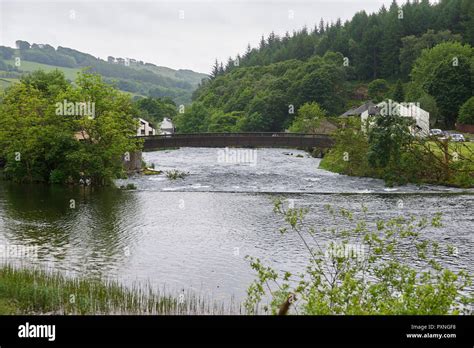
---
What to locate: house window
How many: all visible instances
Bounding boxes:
[141,129,145,135]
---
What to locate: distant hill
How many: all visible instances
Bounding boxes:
[0,42,208,104]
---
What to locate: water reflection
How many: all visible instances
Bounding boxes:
[0,183,140,278]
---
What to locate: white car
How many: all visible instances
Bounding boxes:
[429,129,443,137]
[450,134,466,142]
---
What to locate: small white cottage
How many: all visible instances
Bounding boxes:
[137,118,156,136]
[159,117,175,135]
[361,100,430,137]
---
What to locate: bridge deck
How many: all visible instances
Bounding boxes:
[141,133,334,150]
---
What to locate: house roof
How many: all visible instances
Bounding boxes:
[138,118,155,128]
[367,105,382,116]
[340,101,376,117]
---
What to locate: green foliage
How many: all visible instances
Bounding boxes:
[134,96,177,126]
[399,29,462,78]
[424,56,472,128]
[0,70,141,185]
[457,96,474,124]
[120,183,137,190]
[245,202,472,315]
[174,102,210,133]
[368,79,389,103]
[0,265,233,314]
[207,110,242,132]
[367,114,414,172]
[319,118,374,177]
[391,79,405,102]
[166,170,189,180]
[192,52,346,132]
[411,41,473,90]
[289,102,326,133]
[320,116,474,188]
[418,93,440,126]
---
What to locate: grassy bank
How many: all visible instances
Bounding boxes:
[319,120,474,188]
[0,265,239,315]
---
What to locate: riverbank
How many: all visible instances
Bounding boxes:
[0,265,237,315]
[319,123,474,188]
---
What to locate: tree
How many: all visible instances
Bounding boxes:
[367,113,414,182]
[207,111,242,132]
[399,30,462,79]
[15,40,31,50]
[457,96,474,125]
[211,59,220,79]
[174,102,210,133]
[392,79,405,102]
[289,102,326,133]
[461,0,474,45]
[425,56,472,128]
[134,97,177,126]
[410,42,473,92]
[0,70,140,185]
[380,1,403,78]
[418,93,440,127]
[368,79,389,103]
[236,112,269,132]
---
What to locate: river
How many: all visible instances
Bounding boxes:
[0,147,472,305]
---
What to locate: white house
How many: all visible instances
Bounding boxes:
[137,118,156,136]
[361,100,430,137]
[159,117,175,135]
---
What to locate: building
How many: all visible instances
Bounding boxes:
[137,118,156,136]
[340,101,376,118]
[360,100,430,137]
[159,117,175,135]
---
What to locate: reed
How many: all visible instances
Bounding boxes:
[0,265,242,315]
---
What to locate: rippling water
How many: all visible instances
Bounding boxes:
[0,148,472,303]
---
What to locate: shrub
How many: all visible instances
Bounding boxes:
[245,201,472,315]
[457,97,474,125]
[49,169,66,184]
[166,170,189,180]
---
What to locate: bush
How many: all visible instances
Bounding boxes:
[319,118,375,177]
[457,97,474,125]
[166,170,189,180]
[245,201,472,315]
[49,169,66,184]
[368,79,389,103]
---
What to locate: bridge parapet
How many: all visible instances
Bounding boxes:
[141,132,334,150]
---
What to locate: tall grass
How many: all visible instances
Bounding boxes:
[0,265,242,315]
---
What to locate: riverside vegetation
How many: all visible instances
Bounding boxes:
[245,201,472,315]
[0,70,142,186]
[0,265,236,315]
[319,116,474,188]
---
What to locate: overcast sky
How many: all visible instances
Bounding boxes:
[0,0,432,74]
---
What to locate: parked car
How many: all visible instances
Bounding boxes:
[429,129,443,137]
[450,134,466,142]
